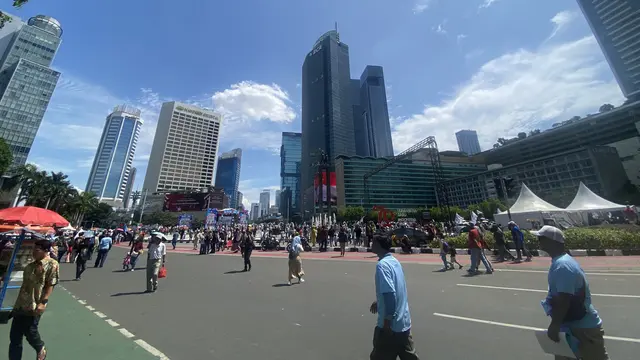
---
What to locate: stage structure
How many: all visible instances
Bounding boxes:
[363,136,452,222]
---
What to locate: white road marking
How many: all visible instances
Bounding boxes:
[85,305,95,311]
[496,269,640,276]
[118,328,135,338]
[78,299,86,305]
[94,311,107,318]
[433,313,640,343]
[456,284,640,299]
[105,319,120,327]
[135,339,171,360]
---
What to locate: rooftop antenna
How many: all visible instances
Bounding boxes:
[335,21,338,33]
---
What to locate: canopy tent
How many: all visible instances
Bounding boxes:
[506,184,563,213]
[565,182,626,211]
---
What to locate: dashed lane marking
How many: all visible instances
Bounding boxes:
[118,328,135,338]
[456,283,640,299]
[134,339,171,360]
[86,305,95,311]
[77,299,86,305]
[105,319,120,327]
[432,313,640,343]
[94,311,107,318]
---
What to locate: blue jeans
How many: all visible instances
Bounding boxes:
[94,249,109,267]
[440,252,448,268]
[470,248,492,272]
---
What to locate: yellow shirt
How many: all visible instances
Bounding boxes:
[14,257,59,312]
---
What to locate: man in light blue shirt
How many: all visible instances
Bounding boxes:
[533,225,609,360]
[94,232,113,268]
[369,233,419,360]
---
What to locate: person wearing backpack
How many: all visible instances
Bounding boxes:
[287,233,305,285]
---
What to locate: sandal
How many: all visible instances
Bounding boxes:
[37,347,47,360]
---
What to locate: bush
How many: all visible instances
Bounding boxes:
[429,227,640,250]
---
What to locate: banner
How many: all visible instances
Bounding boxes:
[314,171,337,205]
[205,208,218,229]
[177,214,193,228]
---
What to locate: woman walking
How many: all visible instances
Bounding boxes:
[288,233,305,285]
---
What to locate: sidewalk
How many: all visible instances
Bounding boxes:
[0,286,159,360]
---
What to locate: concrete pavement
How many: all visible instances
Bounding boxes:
[30,245,640,359]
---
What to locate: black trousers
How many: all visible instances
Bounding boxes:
[370,327,419,360]
[76,259,86,279]
[244,249,252,270]
[9,313,44,360]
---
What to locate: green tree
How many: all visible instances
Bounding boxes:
[0,1,32,29]
[143,211,178,227]
[84,202,114,228]
[0,138,13,177]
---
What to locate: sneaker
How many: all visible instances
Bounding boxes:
[288,281,292,286]
[458,265,463,269]
[299,278,305,283]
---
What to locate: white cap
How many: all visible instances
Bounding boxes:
[530,225,565,243]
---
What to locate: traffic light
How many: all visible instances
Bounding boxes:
[504,177,517,198]
[493,178,505,199]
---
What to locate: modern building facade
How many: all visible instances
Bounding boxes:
[236,191,243,209]
[354,65,393,157]
[335,150,486,211]
[214,148,242,208]
[85,105,142,207]
[122,167,136,209]
[143,101,222,193]
[474,100,640,186]
[301,30,355,212]
[280,132,302,215]
[577,0,640,100]
[446,146,629,208]
[0,15,62,168]
[455,130,482,155]
[259,189,270,217]
[250,203,259,220]
[275,189,281,209]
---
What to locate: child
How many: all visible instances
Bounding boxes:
[449,241,463,269]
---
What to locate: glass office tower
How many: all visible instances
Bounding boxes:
[280,132,302,217]
[355,65,393,157]
[0,15,63,167]
[85,105,143,206]
[214,148,242,208]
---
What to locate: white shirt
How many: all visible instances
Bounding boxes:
[148,242,166,260]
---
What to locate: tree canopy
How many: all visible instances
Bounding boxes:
[0,1,32,29]
[0,138,13,177]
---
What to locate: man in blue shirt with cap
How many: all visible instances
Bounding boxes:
[369,233,419,359]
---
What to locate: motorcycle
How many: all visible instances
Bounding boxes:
[261,236,280,251]
[286,237,312,252]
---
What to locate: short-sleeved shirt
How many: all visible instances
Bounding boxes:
[547,254,602,328]
[99,236,112,250]
[467,228,480,249]
[375,253,412,332]
[14,257,59,312]
[148,242,166,260]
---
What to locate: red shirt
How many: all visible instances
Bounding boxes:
[468,228,481,249]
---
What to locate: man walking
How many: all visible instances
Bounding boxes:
[146,233,166,293]
[534,226,609,360]
[9,240,59,360]
[369,234,419,359]
[242,230,254,271]
[94,231,112,268]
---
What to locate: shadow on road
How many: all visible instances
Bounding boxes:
[224,270,247,274]
[272,283,291,287]
[111,291,150,297]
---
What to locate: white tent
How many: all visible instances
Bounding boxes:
[508,184,563,213]
[565,182,625,211]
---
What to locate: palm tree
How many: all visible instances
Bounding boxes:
[65,191,98,225]
[45,171,72,210]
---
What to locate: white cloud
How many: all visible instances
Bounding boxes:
[479,0,500,9]
[549,10,577,40]
[413,0,434,14]
[238,179,280,208]
[433,21,447,35]
[456,34,467,44]
[391,35,625,154]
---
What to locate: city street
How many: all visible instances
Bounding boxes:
[4,246,640,359]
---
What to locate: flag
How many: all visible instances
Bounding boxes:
[470,211,478,225]
[455,213,464,225]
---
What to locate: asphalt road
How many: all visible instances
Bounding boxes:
[56,247,640,360]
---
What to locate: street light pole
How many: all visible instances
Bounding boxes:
[138,189,149,223]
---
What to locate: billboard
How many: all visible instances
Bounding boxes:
[163,193,208,212]
[314,171,337,205]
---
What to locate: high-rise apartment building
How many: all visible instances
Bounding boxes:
[143,101,222,193]
[455,130,482,155]
[214,148,242,208]
[250,202,259,220]
[280,132,302,216]
[259,189,270,217]
[85,105,142,207]
[0,15,62,168]
[301,29,355,212]
[122,167,136,209]
[353,65,393,157]
[577,0,640,100]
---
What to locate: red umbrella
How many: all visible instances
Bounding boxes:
[0,206,70,227]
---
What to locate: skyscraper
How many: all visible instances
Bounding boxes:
[577,0,640,100]
[0,15,62,168]
[455,130,482,155]
[214,148,242,208]
[354,65,394,157]
[143,101,222,193]
[301,29,355,212]
[122,167,137,209]
[236,191,243,209]
[250,202,259,220]
[280,132,302,216]
[85,105,142,207]
[275,189,281,209]
[259,189,270,217]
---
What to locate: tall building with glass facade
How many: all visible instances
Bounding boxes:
[577,0,640,100]
[280,132,301,217]
[85,105,142,207]
[354,65,393,157]
[456,130,482,155]
[0,15,62,168]
[301,30,355,212]
[122,167,137,209]
[259,189,270,217]
[214,148,242,208]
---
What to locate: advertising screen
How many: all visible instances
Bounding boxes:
[314,171,337,205]
[163,193,208,212]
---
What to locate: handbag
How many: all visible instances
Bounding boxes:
[158,266,167,279]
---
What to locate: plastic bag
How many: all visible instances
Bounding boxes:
[158,266,167,278]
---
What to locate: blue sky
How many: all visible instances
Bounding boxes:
[16,0,625,206]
